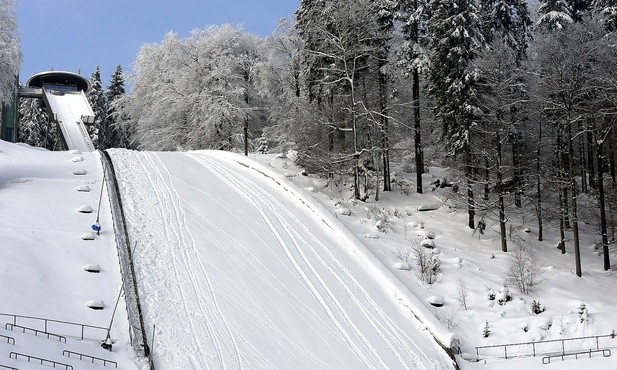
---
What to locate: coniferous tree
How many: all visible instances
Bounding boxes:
[17,98,54,149]
[569,0,592,21]
[396,0,429,194]
[536,0,574,31]
[105,65,126,148]
[591,0,617,30]
[426,0,485,228]
[86,66,106,149]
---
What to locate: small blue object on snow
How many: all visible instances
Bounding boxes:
[92,222,101,235]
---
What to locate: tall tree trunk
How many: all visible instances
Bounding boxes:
[558,127,571,229]
[536,120,543,242]
[411,5,423,194]
[379,62,391,192]
[567,123,582,277]
[511,131,522,207]
[597,139,610,270]
[484,156,490,201]
[558,186,567,254]
[610,131,616,185]
[466,144,475,229]
[587,124,595,190]
[413,68,423,194]
[496,135,507,252]
[579,124,588,193]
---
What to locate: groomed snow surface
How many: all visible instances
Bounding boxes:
[108,149,454,369]
[2,139,616,369]
[0,141,142,369]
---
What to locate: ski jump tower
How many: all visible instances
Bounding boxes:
[20,71,96,152]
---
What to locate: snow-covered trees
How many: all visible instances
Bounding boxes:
[17,98,54,149]
[103,3,615,273]
[396,0,429,194]
[0,0,21,106]
[295,0,396,200]
[86,66,106,148]
[120,25,264,151]
[425,0,485,228]
[105,65,126,148]
[536,0,574,31]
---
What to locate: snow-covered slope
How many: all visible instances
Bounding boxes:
[0,141,141,369]
[108,149,456,369]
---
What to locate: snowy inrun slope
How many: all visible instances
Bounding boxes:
[109,149,455,369]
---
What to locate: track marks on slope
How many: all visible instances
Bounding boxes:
[138,153,241,369]
[189,153,430,370]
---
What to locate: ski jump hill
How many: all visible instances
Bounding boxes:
[20,71,96,153]
[4,71,458,369]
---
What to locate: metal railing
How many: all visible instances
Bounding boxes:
[542,348,611,364]
[9,352,72,370]
[475,332,616,359]
[63,350,117,367]
[0,334,15,345]
[5,323,66,342]
[0,313,107,341]
[0,365,18,370]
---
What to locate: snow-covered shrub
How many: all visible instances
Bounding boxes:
[486,287,496,301]
[413,244,441,284]
[482,321,491,338]
[531,300,545,315]
[363,205,392,233]
[578,303,589,324]
[255,134,269,154]
[420,238,436,248]
[456,279,470,310]
[496,285,512,306]
[393,248,412,270]
[506,244,544,294]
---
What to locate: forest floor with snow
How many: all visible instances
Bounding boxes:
[255,150,617,369]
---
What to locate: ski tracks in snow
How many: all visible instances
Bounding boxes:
[130,152,241,369]
[188,153,435,370]
[111,150,451,369]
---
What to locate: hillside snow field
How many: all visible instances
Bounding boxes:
[108,149,456,369]
[2,138,615,370]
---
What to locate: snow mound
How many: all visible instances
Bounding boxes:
[71,156,84,162]
[86,300,104,309]
[78,205,93,213]
[81,232,95,240]
[336,208,352,216]
[83,264,101,273]
[418,203,440,211]
[76,185,91,192]
[394,261,412,271]
[73,169,88,175]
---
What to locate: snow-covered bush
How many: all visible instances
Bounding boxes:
[393,248,412,270]
[413,244,441,284]
[506,244,543,294]
[482,321,491,338]
[363,206,392,233]
[255,134,269,154]
[456,279,470,310]
[578,302,589,324]
[486,286,496,301]
[496,285,512,306]
[531,300,545,315]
